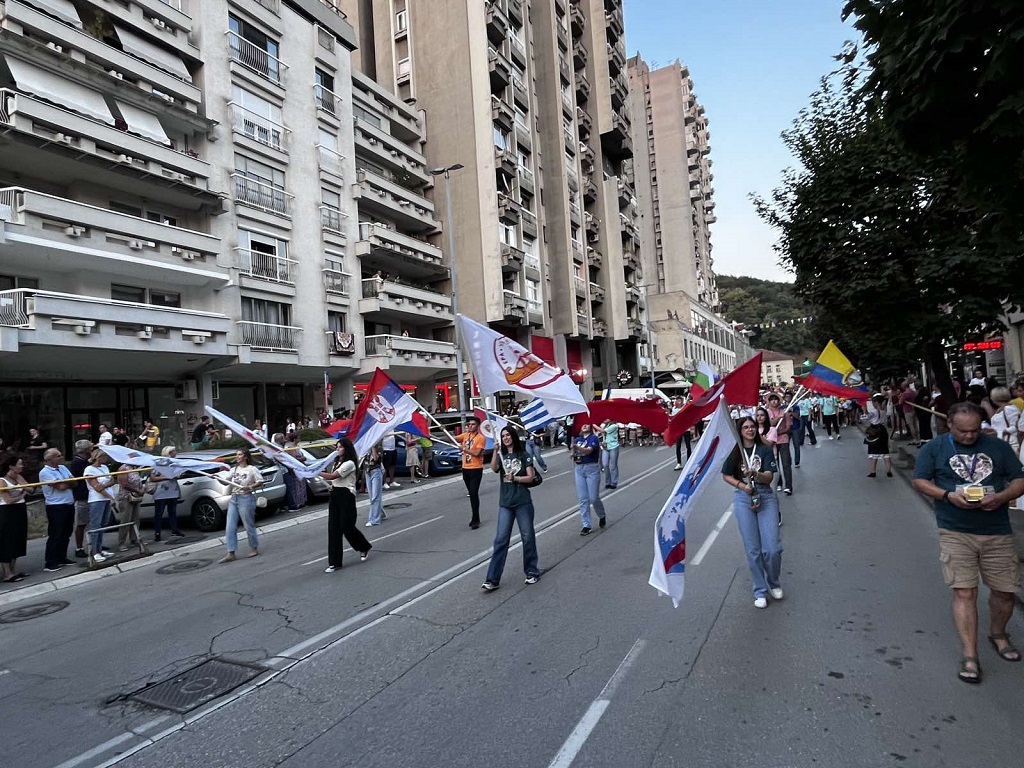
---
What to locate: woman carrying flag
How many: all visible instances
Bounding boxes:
[319,437,372,573]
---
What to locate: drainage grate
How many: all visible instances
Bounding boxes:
[129,659,263,713]
[383,502,412,510]
[156,558,214,576]
[0,600,70,624]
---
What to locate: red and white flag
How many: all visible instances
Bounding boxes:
[663,353,762,446]
[348,368,422,457]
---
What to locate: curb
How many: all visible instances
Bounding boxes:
[0,473,464,609]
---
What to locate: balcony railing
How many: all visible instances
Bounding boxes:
[364,334,457,359]
[229,102,287,151]
[320,205,347,235]
[0,289,28,326]
[573,276,586,294]
[237,320,300,351]
[524,253,541,271]
[317,144,345,178]
[227,31,286,84]
[236,248,296,284]
[232,174,291,215]
[323,268,351,295]
[315,84,339,115]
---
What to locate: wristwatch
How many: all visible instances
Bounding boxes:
[942,490,951,503]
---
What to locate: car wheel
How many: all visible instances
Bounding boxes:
[192,498,225,532]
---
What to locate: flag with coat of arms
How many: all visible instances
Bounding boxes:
[348,368,422,457]
[456,314,588,419]
[649,398,737,607]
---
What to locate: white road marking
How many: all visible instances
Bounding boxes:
[62,458,675,768]
[300,515,445,566]
[547,639,647,768]
[691,504,734,566]
[0,669,9,676]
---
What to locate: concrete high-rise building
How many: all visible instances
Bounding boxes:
[0,0,365,447]
[339,0,643,399]
[628,55,752,377]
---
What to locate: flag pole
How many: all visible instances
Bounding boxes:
[419,407,461,447]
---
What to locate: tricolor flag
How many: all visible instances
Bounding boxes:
[456,314,588,419]
[649,399,737,607]
[689,361,717,400]
[100,444,228,479]
[205,406,339,479]
[348,368,421,457]
[798,340,870,402]
[664,353,762,447]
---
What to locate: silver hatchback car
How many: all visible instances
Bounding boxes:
[136,449,287,532]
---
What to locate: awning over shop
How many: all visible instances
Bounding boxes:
[4,56,114,125]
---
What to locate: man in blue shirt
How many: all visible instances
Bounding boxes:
[39,448,77,572]
[912,402,1024,683]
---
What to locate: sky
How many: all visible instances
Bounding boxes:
[624,0,858,282]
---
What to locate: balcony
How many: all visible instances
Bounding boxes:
[495,145,517,177]
[561,90,574,116]
[583,174,598,202]
[232,174,292,216]
[229,102,287,153]
[605,6,624,39]
[501,243,525,272]
[353,117,431,185]
[527,300,544,328]
[503,290,528,323]
[575,71,591,101]
[570,2,586,35]
[622,246,640,271]
[507,0,524,24]
[592,319,607,337]
[606,42,625,75]
[520,207,538,238]
[238,320,300,352]
[491,95,514,130]
[356,222,447,279]
[236,248,297,285]
[323,268,351,296]
[485,0,510,45]
[362,334,457,376]
[356,168,437,232]
[508,34,528,68]
[511,73,529,109]
[569,200,582,224]
[571,238,585,261]
[497,193,522,223]
[315,84,340,116]
[3,0,200,107]
[360,279,453,323]
[317,144,346,179]
[573,39,588,69]
[0,288,231,356]
[0,90,213,205]
[320,205,347,237]
[587,247,604,268]
[576,312,590,336]
[0,186,222,283]
[228,31,286,85]
[628,317,644,338]
[518,165,535,195]
[573,276,587,296]
[488,47,512,91]
[585,212,600,238]
[589,281,605,302]
[556,22,569,51]
[577,106,592,137]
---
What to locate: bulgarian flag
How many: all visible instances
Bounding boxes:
[688,361,717,399]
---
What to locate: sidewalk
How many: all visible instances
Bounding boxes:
[893,434,1024,607]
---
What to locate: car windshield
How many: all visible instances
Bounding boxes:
[305,445,336,459]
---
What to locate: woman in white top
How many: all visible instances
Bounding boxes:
[84,450,118,562]
[0,455,31,582]
[989,386,1020,453]
[319,437,372,573]
[218,450,263,563]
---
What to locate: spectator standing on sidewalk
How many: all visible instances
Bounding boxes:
[381,431,399,489]
[83,449,118,562]
[524,430,547,472]
[912,402,1024,683]
[600,418,620,489]
[458,416,487,529]
[319,437,372,573]
[481,427,540,592]
[0,456,31,582]
[572,423,606,535]
[97,424,113,447]
[39,448,76,572]
[150,446,184,543]
[114,462,144,552]
[405,432,421,484]
[69,439,92,559]
[217,450,263,563]
[138,418,160,452]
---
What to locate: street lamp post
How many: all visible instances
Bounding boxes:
[430,163,466,425]
[641,283,655,390]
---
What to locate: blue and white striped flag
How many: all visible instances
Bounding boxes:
[520,399,554,432]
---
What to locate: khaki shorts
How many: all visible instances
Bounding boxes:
[938,530,1020,593]
[74,499,89,526]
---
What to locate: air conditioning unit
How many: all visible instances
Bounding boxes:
[367,137,378,145]
[54,133,73,144]
[108,70,123,80]
[117,154,134,163]
[74,325,91,336]
[398,199,410,207]
[63,225,85,237]
[136,326,154,340]
[179,250,199,261]
[47,42,64,53]
[151,18,167,30]
[128,239,143,250]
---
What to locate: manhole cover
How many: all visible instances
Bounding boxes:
[383,502,412,510]
[0,600,70,624]
[129,659,263,713]
[156,559,214,575]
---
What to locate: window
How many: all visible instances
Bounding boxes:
[493,126,510,151]
[498,221,517,246]
[111,284,180,307]
[0,274,38,290]
[228,14,281,83]
[242,297,290,326]
[321,188,345,233]
[315,68,336,113]
[395,9,408,32]
[526,279,541,304]
[234,154,287,213]
[231,84,284,148]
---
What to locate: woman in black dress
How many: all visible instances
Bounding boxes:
[0,455,30,582]
[319,438,372,573]
[914,387,934,442]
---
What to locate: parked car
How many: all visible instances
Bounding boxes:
[304,434,463,476]
[136,449,287,532]
[296,443,333,498]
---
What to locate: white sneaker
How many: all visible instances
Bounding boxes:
[770,587,784,600]
[828,436,834,440]
[324,565,337,573]
[383,482,391,489]
[92,553,107,563]
[390,481,401,487]
[364,521,379,527]
[754,597,768,609]
[673,463,682,470]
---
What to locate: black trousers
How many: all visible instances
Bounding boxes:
[327,488,371,567]
[823,413,839,436]
[463,468,483,524]
[674,432,692,464]
[45,503,74,567]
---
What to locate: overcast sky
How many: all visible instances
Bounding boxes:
[625,0,856,282]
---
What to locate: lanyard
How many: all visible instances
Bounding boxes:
[947,434,980,482]
[744,445,757,469]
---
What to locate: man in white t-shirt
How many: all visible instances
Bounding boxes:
[97,424,113,446]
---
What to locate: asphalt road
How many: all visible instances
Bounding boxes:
[1,434,1023,768]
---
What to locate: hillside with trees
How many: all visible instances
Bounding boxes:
[716,275,819,356]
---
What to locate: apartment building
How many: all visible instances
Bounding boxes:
[628,54,748,378]
[0,0,362,449]
[339,0,642,401]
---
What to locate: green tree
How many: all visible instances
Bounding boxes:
[752,75,1019,401]
[716,276,817,356]
[843,0,1024,250]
